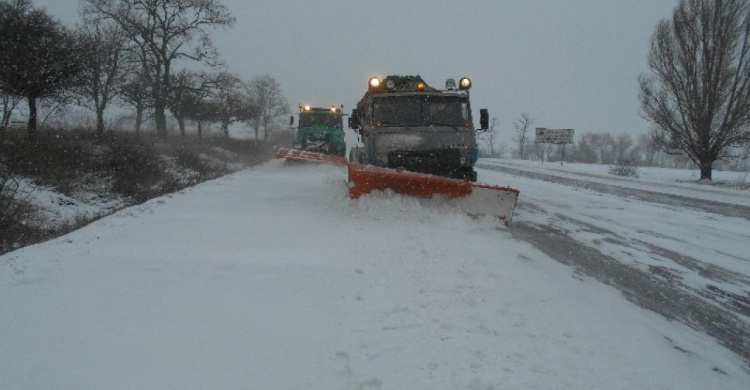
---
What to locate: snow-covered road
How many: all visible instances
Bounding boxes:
[1,160,749,389]
[478,159,750,363]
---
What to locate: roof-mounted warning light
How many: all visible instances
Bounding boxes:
[459,77,472,90]
[369,77,381,90]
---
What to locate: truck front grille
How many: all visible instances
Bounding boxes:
[387,149,461,176]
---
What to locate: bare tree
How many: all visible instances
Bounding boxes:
[0,0,84,134]
[83,0,235,137]
[120,71,153,134]
[639,0,750,181]
[575,132,599,163]
[591,132,616,164]
[209,72,255,137]
[75,20,131,134]
[513,113,534,159]
[168,70,212,137]
[632,132,661,166]
[191,100,217,138]
[186,72,221,138]
[613,134,634,163]
[246,74,289,140]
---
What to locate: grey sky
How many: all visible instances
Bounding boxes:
[35,0,678,139]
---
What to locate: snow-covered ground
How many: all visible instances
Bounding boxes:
[12,177,126,229]
[498,159,750,185]
[1,160,749,389]
[482,159,750,205]
[479,159,750,298]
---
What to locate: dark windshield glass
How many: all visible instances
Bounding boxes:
[373,96,468,127]
[299,113,342,128]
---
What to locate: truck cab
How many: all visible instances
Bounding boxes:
[292,104,346,156]
[348,75,488,181]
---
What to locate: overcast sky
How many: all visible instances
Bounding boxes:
[35,0,678,140]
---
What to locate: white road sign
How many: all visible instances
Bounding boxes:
[535,128,574,144]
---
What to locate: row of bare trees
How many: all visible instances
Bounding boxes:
[0,0,290,139]
[478,109,744,170]
[499,126,700,169]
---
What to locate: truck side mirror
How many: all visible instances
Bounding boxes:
[289,115,294,126]
[348,109,360,129]
[479,109,489,130]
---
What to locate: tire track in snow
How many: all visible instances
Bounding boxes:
[481,161,750,367]
[509,213,750,367]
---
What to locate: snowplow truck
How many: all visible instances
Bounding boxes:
[293,104,346,156]
[276,104,348,165]
[347,75,519,224]
[348,75,484,180]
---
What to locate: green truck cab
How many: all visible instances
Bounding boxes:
[291,104,346,156]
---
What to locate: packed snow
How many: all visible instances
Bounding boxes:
[479,159,750,299]
[1,160,748,389]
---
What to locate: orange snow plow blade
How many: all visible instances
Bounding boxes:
[275,147,348,166]
[347,164,519,225]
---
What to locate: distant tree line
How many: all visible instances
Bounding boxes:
[0,0,290,139]
[479,115,748,171]
[519,130,707,170]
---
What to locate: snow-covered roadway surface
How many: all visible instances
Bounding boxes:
[478,159,750,364]
[1,160,749,389]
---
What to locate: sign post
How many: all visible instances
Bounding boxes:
[534,128,574,165]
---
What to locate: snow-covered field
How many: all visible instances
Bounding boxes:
[1,160,749,389]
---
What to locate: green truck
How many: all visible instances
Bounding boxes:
[291,104,346,156]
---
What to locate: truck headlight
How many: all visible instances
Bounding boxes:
[460,156,469,165]
[459,77,472,90]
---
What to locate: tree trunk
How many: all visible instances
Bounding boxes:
[134,104,143,135]
[177,117,186,137]
[96,107,105,134]
[155,63,171,137]
[197,121,203,139]
[699,159,713,181]
[27,97,37,135]
[1,95,15,134]
[154,101,167,137]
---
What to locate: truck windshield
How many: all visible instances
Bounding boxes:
[299,113,342,128]
[373,95,469,127]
